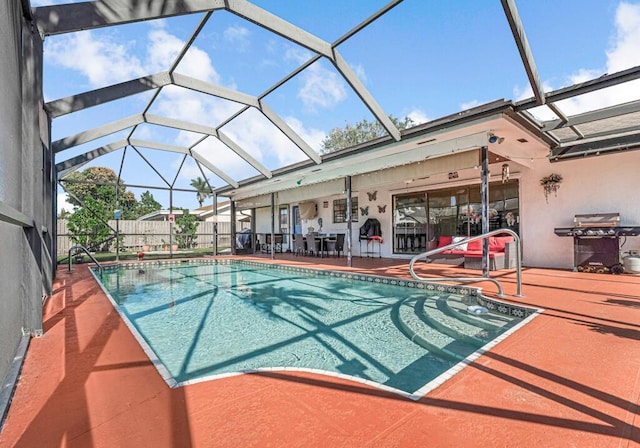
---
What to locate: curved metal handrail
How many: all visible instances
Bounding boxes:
[68,245,103,276]
[409,228,523,298]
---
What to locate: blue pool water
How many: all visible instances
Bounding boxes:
[97,260,537,397]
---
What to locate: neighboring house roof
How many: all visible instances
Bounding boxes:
[137,210,185,221]
[139,202,232,221]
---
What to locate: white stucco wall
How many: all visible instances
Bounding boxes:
[520,151,640,269]
[250,150,640,267]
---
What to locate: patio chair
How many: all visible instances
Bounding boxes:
[305,233,320,256]
[324,233,345,257]
[264,233,283,253]
[292,234,307,255]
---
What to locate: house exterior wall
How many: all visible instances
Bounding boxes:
[0,3,50,391]
[519,151,640,269]
[251,150,640,268]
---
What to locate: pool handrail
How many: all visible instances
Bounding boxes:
[409,229,523,298]
[68,244,103,276]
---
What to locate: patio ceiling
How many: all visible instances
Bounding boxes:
[37,0,640,201]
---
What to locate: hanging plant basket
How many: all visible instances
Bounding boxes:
[541,173,562,203]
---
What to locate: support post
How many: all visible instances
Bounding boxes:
[169,188,174,258]
[212,192,218,256]
[270,192,275,260]
[230,200,237,255]
[346,175,352,267]
[481,146,490,277]
[115,185,119,262]
[251,208,256,254]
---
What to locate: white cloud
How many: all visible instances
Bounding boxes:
[146,28,222,84]
[45,25,223,91]
[132,125,154,141]
[285,116,326,153]
[285,46,312,65]
[520,2,640,120]
[406,108,429,125]
[172,157,203,181]
[154,85,242,127]
[298,61,348,110]
[224,108,308,167]
[460,100,480,111]
[190,137,252,181]
[352,63,367,83]
[45,31,144,88]
[607,2,640,72]
[268,44,350,110]
[224,25,251,51]
[144,28,183,74]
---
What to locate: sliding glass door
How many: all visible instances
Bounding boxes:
[392,181,519,254]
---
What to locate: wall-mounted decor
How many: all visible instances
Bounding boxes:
[501,163,510,183]
[448,171,459,180]
[378,205,387,213]
[367,191,377,201]
[541,173,562,203]
[299,201,318,219]
[360,206,369,216]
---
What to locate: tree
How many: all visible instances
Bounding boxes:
[174,209,199,249]
[190,176,212,207]
[64,167,137,218]
[135,190,162,217]
[58,208,72,219]
[66,196,112,250]
[320,115,415,154]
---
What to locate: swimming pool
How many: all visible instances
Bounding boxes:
[94,259,539,399]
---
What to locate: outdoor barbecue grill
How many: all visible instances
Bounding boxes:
[554,213,640,274]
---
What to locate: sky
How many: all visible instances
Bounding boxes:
[35,0,640,214]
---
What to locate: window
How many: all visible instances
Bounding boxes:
[333,197,358,223]
[392,181,519,254]
[279,206,289,245]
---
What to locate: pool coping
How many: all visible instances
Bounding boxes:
[89,259,543,401]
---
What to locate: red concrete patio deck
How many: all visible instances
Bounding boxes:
[1,255,640,447]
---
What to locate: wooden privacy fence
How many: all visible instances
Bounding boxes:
[56,220,231,254]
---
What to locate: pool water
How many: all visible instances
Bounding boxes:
[97,260,536,397]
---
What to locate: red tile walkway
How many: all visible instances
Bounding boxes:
[1,255,640,447]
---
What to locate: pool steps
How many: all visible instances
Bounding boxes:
[419,298,495,346]
[397,294,522,362]
[440,296,514,330]
[397,299,476,361]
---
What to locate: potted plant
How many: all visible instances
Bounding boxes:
[541,173,562,203]
[161,239,178,251]
[141,230,151,252]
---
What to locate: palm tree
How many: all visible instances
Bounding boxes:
[190,177,212,207]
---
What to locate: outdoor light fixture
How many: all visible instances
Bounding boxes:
[488,132,505,144]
